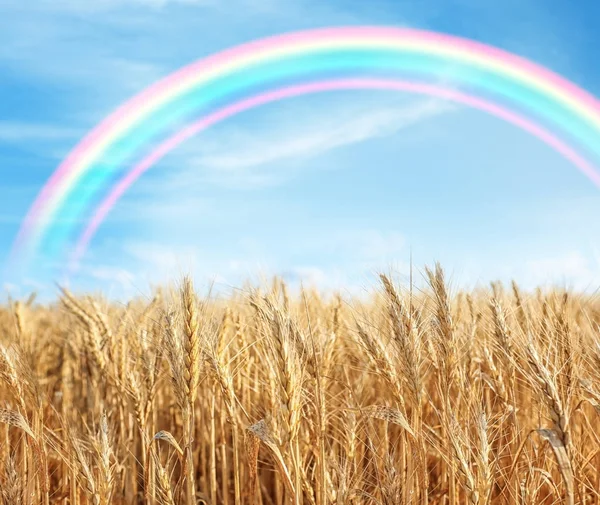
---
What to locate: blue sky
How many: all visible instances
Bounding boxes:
[2,0,600,300]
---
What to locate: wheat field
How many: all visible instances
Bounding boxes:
[1,264,599,505]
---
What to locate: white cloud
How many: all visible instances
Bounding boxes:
[97,94,455,241]
[22,278,49,291]
[136,96,455,194]
[202,100,449,171]
[103,225,409,296]
[592,244,600,269]
[325,229,406,262]
[457,249,600,293]
[0,121,80,143]
[108,196,216,223]
[38,0,222,12]
[523,251,597,289]
[3,283,18,294]
[277,265,363,295]
[121,241,205,279]
[86,266,136,286]
[101,57,165,93]
[0,4,166,120]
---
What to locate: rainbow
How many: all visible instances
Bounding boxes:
[10,26,600,274]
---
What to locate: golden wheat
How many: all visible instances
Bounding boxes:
[0,267,599,504]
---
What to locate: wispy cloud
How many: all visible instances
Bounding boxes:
[454,248,600,293]
[522,251,599,290]
[87,225,409,296]
[85,265,135,283]
[132,96,455,195]
[37,0,242,13]
[94,94,456,235]
[0,121,80,143]
[121,241,207,279]
[323,229,406,262]
[202,100,449,172]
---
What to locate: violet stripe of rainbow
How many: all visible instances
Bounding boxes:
[67,78,600,273]
[15,27,600,259]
